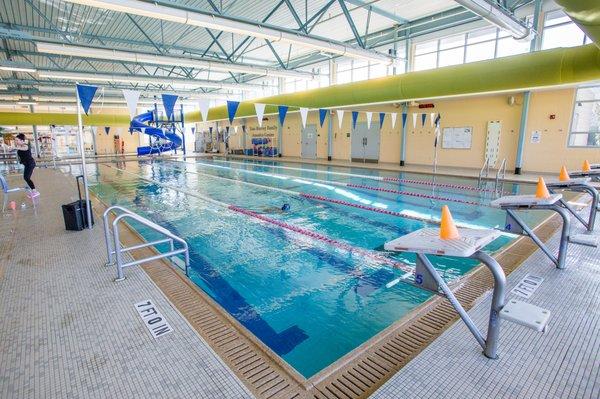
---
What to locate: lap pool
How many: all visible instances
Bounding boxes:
[82,157,546,378]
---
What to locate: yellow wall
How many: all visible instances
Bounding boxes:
[197,87,599,173]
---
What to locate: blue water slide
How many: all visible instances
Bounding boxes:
[131,111,182,156]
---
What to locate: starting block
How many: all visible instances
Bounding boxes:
[546,177,599,232]
[386,226,506,359]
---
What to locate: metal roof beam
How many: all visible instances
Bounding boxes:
[344,0,409,24]
[62,0,393,64]
[337,0,366,48]
[284,0,308,33]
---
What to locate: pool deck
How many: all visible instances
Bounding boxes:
[373,210,600,398]
[1,165,599,398]
[0,168,253,399]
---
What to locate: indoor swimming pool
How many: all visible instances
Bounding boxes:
[82,158,547,378]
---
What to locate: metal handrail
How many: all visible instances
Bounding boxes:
[103,205,190,281]
[478,157,490,187]
[494,158,507,193]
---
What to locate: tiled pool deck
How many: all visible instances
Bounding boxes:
[1,165,599,398]
[0,168,252,399]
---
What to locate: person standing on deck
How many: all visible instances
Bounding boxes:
[11,133,39,197]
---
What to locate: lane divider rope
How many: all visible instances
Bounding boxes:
[228,205,413,274]
[172,159,488,207]
[299,193,439,224]
[346,183,487,207]
[213,157,500,194]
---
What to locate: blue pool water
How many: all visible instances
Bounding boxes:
[81,158,547,378]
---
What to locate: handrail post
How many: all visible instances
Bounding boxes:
[105,206,190,281]
[472,250,507,359]
[113,218,126,281]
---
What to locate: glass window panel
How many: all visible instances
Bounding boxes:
[415,40,437,55]
[352,66,369,82]
[438,47,464,67]
[467,28,496,44]
[542,23,586,49]
[466,40,495,62]
[353,60,368,70]
[496,37,529,58]
[336,61,352,72]
[439,34,465,50]
[571,100,600,133]
[569,133,600,147]
[545,10,571,27]
[337,69,351,84]
[576,87,600,101]
[369,63,388,79]
[413,53,437,71]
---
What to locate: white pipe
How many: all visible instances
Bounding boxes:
[454,0,532,41]
[35,42,315,80]
[63,0,394,65]
[37,70,263,92]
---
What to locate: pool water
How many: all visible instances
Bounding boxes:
[82,158,546,378]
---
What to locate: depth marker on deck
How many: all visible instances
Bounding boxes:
[135,300,174,339]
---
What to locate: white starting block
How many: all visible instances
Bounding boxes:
[490,193,562,209]
[546,177,599,233]
[491,193,575,269]
[384,227,500,257]
[500,299,550,332]
[569,169,600,181]
[385,226,509,359]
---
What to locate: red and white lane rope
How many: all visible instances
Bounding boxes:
[346,183,486,207]
[172,159,487,207]
[213,158,499,194]
[382,176,506,194]
[299,193,438,223]
[228,205,413,274]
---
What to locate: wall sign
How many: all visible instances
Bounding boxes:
[135,300,173,339]
[531,130,541,144]
[442,126,472,149]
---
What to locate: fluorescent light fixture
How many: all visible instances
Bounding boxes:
[0,60,37,73]
[36,42,315,80]
[16,101,37,105]
[63,0,394,65]
[37,70,263,91]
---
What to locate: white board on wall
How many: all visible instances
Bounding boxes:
[485,121,502,167]
[442,127,473,149]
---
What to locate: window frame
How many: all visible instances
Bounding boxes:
[568,86,600,148]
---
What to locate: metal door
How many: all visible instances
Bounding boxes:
[301,124,317,159]
[351,122,380,163]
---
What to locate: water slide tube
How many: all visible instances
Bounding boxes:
[130,111,182,156]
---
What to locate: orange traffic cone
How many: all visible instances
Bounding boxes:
[439,205,460,240]
[559,165,570,182]
[535,177,551,199]
[582,160,591,172]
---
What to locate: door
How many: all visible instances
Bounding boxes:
[301,124,317,159]
[351,122,380,163]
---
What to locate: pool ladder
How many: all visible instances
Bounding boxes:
[102,205,190,281]
[478,157,507,195]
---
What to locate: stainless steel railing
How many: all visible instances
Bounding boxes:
[494,158,507,194]
[477,157,490,188]
[103,205,190,281]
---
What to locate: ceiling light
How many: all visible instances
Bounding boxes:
[63,0,393,65]
[17,101,37,105]
[36,42,315,80]
[37,70,262,91]
[0,60,37,73]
